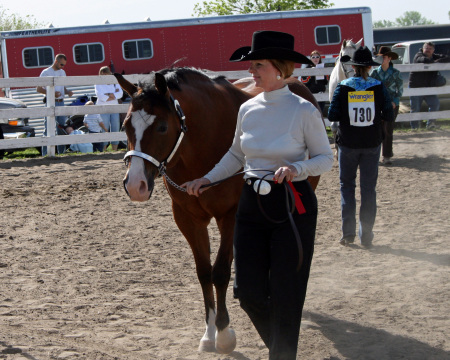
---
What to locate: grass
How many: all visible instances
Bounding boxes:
[1,145,125,160]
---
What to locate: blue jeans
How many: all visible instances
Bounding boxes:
[410,94,439,129]
[339,144,381,245]
[101,112,120,146]
[42,101,67,156]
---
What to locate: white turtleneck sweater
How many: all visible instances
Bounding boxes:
[204,85,333,183]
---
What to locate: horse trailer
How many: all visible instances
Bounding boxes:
[1,7,373,85]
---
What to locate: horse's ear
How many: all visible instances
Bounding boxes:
[155,72,169,99]
[342,39,347,48]
[356,38,363,48]
[113,73,138,97]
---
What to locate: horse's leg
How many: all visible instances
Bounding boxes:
[212,211,236,354]
[172,203,217,352]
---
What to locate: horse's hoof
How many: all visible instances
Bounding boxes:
[198,339,216,353]
[215,327,236,354]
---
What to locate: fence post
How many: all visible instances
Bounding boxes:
[46,84,56,157]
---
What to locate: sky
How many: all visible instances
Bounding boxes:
[2,0,448,28]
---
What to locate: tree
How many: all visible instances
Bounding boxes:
[373,11,435,28]
[373,19,396,28]
[193,0,333,17]
[395,11,435,26]
[0,5,45,31]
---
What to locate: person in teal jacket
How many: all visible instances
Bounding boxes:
[370,46,403,164]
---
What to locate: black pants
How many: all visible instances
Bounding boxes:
[89,130,104,152]
[382,107,398,158]
[233,179,317,360]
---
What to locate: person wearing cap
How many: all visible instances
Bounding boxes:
[328,46,394,249]
[370,46,403,165]
[182,31,333,359]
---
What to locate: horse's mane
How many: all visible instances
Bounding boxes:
[134,67,242,110]
[142,67,227,92]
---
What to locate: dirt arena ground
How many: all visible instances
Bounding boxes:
[0,129,449,360]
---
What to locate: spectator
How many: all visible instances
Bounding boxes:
[64,126,93,153]
[95,66,123,150]
[36,54,74,155]
[409,42,450,130]
[328,46,394,249]
[83,101,108,152]
[301,50,328,114]
[370,46,403,165]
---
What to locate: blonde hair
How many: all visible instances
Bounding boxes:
[85,100,95,106]
[354,66,371,80]
[99,66,112,75]
[269,59,295,79]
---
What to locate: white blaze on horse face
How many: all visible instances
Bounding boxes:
[125,110,156,201]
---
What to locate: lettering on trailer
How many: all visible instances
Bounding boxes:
[10,29,60,37]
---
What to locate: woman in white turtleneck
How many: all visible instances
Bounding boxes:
[182,31,333,360]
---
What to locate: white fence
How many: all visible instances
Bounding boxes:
[1,63,450,156]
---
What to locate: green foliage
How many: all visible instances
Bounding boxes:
[395,11,435,26]
[0,5,45,31]
[373,11,435,28]
[373,19,396,28]
[193,0,333,17]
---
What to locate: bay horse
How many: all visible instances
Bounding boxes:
[114,67,323,354]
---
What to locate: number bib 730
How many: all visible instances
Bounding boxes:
[348,91,375,127]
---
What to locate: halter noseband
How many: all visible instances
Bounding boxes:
[340,51,355,78]
[123,93,187,177]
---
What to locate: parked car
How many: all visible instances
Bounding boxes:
[0,97,37,157]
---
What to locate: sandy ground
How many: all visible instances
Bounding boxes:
[0,130,449,360]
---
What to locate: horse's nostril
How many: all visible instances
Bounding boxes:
[139,181,148,195]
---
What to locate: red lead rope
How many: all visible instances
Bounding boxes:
[287,181,306,215]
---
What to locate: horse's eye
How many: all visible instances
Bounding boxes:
[157,123,168,133]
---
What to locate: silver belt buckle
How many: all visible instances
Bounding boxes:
[253,179,271,195]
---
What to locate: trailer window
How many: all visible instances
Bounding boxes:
[23,47,54,68]
[74,43,104,64]
[123,39,153,60]
[315,26,341,45]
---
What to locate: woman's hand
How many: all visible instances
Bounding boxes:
[273,165,298,183]
[181,177,211,197]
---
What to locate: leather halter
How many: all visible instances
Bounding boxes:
[339,52,355,78]
[123,93,187,176]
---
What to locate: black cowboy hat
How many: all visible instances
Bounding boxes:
[341,46,380,67]
[376,46,399,60]
[229,30,313,65]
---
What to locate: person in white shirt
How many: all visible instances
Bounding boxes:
[36,54,74,155]
[95,66,123,150]
[83,101,108,152]
[182,31,333,360]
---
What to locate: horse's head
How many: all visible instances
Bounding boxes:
[114,72,186,202]
[339,38,363,73]
[328,38,363,102]
[340,38,363,59]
